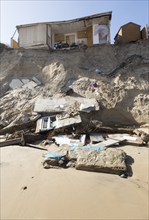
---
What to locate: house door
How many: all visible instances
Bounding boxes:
[66,35,75,46]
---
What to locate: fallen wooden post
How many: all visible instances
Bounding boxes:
[25,143,47,151]
[0,121,36,135]
[0,138,24,147]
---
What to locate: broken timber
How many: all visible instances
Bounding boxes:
[0,121,36,135]
[0,137,25,147]
[0,133,45,148]
[25,143,47,151]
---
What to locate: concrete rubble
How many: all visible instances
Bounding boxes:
[41,130,147,175]
[75,148,127,175]
[0,41,149,176]
[9,77,41,90]
[0,89,148,176]
[34,97,99,113]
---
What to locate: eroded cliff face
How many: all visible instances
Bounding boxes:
[0,40,149,129]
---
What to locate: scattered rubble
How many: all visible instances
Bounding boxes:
[0,40,149,176]
[9,77,41,90]
[133,129,149,145]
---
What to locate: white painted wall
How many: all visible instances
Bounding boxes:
[19,24,47,47]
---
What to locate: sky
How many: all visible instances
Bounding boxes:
[0,0,148,45]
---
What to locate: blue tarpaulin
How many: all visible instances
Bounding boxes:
[45,152,63,160]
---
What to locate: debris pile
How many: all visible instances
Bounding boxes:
[0,40,149,176]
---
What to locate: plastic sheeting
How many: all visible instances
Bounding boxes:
[94,24,108,38]
[45,152,63,160]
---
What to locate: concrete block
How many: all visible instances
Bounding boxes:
[32,77,41,85]
[21,79,30,84]
[22,81,38,89]
[9,79,23,89]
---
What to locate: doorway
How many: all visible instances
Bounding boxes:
[65,34,75,46]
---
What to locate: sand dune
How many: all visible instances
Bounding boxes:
[1,145,148,220]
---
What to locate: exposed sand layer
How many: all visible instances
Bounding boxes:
[1,145,148,220]
[0,40,149,128]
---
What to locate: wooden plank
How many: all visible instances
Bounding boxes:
[25,143,47,151]
[0,138,22,147]
[92,138,126,148]
[0,121,36,135]
[86,26,93,46]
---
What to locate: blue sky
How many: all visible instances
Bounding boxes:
[0,0,148,45]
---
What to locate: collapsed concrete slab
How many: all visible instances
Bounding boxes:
[22,81,38,89]
[75,148,127,175]
[34,97,66,113]
[56,114,82,129]
[32,76,41,85]
[34,97,99,113]
[8,77,41,91]
[68,145,105,161]
[21,79,30,84]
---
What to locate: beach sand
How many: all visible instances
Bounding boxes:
[1,145,148,220]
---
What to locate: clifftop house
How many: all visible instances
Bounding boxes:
[114,22,148,44]
[12,11,112,49]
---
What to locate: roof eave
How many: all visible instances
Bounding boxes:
[16,11,112,29]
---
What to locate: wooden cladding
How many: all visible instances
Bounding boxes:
[55,34,65,42]
[77,31,86,39]
[86,26,93,46]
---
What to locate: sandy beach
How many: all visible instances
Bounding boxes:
[0,144,148,220]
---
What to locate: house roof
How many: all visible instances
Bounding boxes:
[114,22,141,39]
[16,11,112,29]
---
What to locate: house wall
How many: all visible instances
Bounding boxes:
[54,32,87,46]
[141,26,148,39]
[18,15,111,48]
[11,39,19,48]
[77,31,86,39]
[55,34,65,42]
[18,24,47,47]
[114,28,123,44]
[86,26,93,46]
[119,24,141,43]
[47,25,52,47]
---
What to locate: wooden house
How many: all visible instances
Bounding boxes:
[15,11,112,49]
[114,22,141,44]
